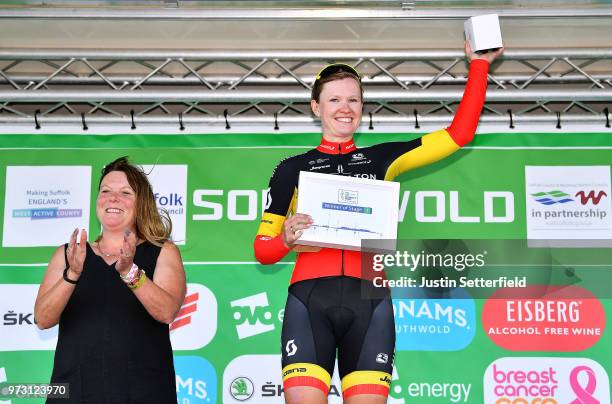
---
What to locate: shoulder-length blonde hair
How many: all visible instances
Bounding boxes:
[97,156,171,246]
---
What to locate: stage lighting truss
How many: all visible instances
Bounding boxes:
[0,48,611,130]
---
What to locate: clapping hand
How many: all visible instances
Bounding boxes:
[115,229,137,276]
[66,228,87,277]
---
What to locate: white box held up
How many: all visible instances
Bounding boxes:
[296,171,399,251]
[464,14,503,53]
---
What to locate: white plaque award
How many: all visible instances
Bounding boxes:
[464,14,503,54]
[296,171,400,251]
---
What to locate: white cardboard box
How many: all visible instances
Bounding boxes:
[296,171,400,251]
[464,14,503,53]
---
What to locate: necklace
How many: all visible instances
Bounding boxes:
[97,240,119,257]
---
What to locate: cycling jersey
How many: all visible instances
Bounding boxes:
[254,59,490,285]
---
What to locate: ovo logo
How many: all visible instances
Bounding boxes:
[230,292,275,339]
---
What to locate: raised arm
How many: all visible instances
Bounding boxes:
[382,42,504,180]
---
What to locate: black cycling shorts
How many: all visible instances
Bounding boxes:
[281,276,395,399]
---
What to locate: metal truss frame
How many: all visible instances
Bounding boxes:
[0,48,611,130]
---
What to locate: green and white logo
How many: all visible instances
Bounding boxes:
[230,376,254,401]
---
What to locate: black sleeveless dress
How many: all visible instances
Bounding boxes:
[47,242,177,404]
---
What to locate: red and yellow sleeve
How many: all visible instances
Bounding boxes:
[383,59,490,180]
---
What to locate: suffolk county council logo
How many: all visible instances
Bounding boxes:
[230,377,254,401]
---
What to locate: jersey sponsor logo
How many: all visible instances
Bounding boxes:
[347,159,372,166]
[351,153,366,161]
[230,292,275,339]
[309,158,330,165]
[263,187,273,210]
[224,355,344,403]
[285,339,298,356]
[0,284,58,351]
[174,356,217,403]
[310,164,331,171]
[319,144,335,151]
[482,285,605,352]
[282,367,306,377]
[484,357,610,403]
[170,283,217,350]
[376,353,389,364]
[393,292,476,351]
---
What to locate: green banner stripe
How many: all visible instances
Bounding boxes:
[1,132,612,149]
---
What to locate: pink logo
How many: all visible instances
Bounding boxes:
[570,366,599,404]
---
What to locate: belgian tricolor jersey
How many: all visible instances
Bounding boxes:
[254,59,490,284]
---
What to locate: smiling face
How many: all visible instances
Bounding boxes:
[96,170,137,232]
[311,77,363,142]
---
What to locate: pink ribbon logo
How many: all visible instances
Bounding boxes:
[570,365,599,404]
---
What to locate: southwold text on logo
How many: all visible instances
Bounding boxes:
[193,189,515,223]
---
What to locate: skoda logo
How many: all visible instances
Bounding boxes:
[230,376,255,401]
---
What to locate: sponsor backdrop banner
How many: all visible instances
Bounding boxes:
[0,132,610,403]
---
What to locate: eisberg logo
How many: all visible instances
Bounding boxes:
[0,284,58,351]
[170,283,217,350]
[230,292,275,339]
[174,356,216,403]
[484,357,610,403]
[483,285,605,352]
[393,294,475,351]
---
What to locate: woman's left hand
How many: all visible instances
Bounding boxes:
[115,229,137,276]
